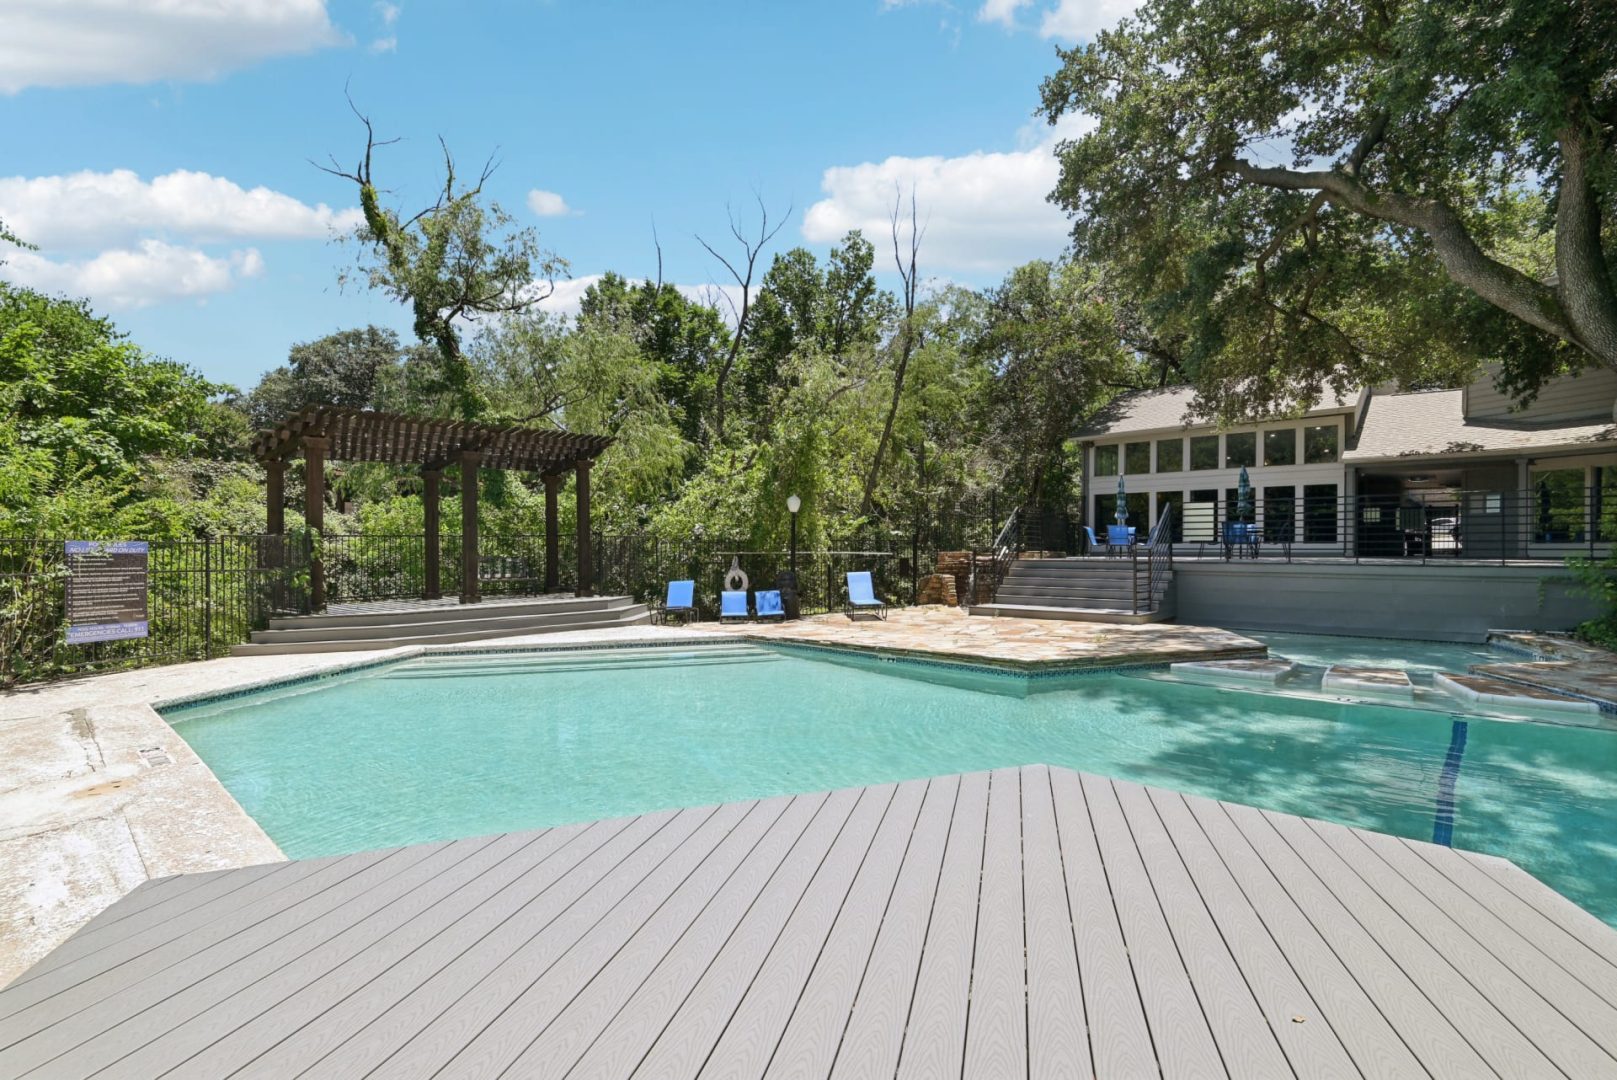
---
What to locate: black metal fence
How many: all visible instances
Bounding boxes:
[2,535,308,686]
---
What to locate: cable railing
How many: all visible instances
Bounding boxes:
[1133,503,1175,614]
[1098,487,1616,565]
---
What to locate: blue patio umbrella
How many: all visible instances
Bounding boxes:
[1114,474,1128,525]
[1237,466,1254,523]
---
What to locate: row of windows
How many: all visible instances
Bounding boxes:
[1094,425,1340,477]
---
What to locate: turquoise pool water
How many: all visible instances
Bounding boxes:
[165,642,1617,926]
[1247,631,1504,675]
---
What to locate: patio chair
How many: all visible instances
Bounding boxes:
[754,589,786,620]
[1106,525,1134,556]
[662,579,696,625]
[719,590,751,623]
[1082,525,1104,556]
[845,571,888,620]
[1223,522,1261,560]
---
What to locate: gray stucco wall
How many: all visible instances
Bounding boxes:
[1173,560,1602,642]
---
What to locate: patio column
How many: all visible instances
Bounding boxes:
[423,467,442,600]
[460,450,482,604]
[265,459,285,534]
[543,472,560,593]
[575,459,593,597]
[302,435,328,610]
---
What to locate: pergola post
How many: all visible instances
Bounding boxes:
[459,450,482,604]
[265,460,285,535]
[302,436,329,610]
[423,468,442,600]
[575,459,593,597]
[543,472,560,593]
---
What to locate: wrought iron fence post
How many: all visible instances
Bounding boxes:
[203,537,213,658]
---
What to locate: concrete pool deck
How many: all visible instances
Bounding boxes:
[726,606,1267,670]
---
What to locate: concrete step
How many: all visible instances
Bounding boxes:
[230,605,652,655]
[997,579,1169,597]
[268,594,624,630]
[968,603,1170,625]
[993,592,1162,610]
[253,600,637,643]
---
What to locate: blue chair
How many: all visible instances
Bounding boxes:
[755,589,785,620]
[1083,525,1103,555]
[1223,522,1261,560]
[719,590,750,622]
[1106,524,1134,556]
[845,571,888,619]
[662,580,696,624]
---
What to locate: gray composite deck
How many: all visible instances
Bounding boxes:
[4,765,1617,1078]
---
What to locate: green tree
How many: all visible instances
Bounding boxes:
[1040,0,1617,410]
[322,110,565,419]
[975,261,1138,508]
[244,325,405,428]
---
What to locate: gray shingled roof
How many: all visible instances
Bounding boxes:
[1075,385,1361,439]
[1344,388,1617,462]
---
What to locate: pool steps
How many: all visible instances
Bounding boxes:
[384,646,777,678]
[970,557,1174,623]
[230,595,651,655]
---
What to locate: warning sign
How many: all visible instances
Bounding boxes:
[64,540,149,644]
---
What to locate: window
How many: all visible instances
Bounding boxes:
[1094,444,1118,476]
[1304,425,1339,464]
[1189,435,1219,470]
[1225,431,1256,468]
[1303,484,1338,543]
[1263,485,1295,542]
[1532,468,1587,543]
[1095,492,1149,528]
[1156,490,1184,542]
[1597,467,1617,542]
[1155,438,1183,473]
[1263,428,1297,467]
[1124,441,1151,475]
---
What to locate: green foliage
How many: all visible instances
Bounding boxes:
[1566,553,1617,650]
[244,325,405,428]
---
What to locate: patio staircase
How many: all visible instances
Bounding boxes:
[969,557,1175,624]
[230,594,651,656]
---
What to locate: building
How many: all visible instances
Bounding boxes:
[1076,366,1617,560]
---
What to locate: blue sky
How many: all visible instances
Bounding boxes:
[0,0,1127,390]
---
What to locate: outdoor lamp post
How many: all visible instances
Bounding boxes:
[786,494,801,573]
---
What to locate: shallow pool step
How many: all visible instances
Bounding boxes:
[1322,665,1414,699]
[230,600,651,655]
[383,647,777,678]
[1170,658,1296,686]
[1434,671,1603,719]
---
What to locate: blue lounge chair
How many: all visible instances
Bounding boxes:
[719,590,750,622]
[662,580,696,624]
[845,571,887,619]
[755,589,785,620]
[1082,525,1103,555]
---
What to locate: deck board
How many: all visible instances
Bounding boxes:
[5,764,1617,1080]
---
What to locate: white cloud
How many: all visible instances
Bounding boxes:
[375,1,400,25]
[0,0,346,94]
[526,189,578,218]
[977,0,1031,26]
[803,114,1093,275]
[0,169,363,249]
[2,241,264,308]
[368,35,397,53]
[1038,0,1138,39]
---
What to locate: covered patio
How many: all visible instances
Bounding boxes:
[252,407,613,611]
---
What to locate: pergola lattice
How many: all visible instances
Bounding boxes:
[253,407,613,608]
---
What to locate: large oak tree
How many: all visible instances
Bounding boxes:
[1041,0,1616,416]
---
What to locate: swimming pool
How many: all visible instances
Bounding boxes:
[163,641,1617,927]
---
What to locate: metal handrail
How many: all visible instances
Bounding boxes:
[1131,504,1174,614]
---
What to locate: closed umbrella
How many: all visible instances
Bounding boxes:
[1115,474,1128,525]
[1237,466,1254,523]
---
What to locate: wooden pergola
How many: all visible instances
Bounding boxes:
[252,407,613,609]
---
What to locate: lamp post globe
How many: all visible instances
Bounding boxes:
[786,495,801,573]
